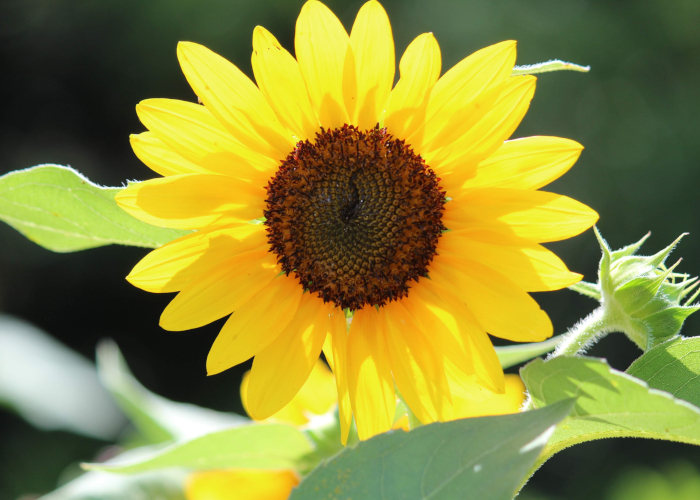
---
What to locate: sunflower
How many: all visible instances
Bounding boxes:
[116,0,598,443]
[185,362,527,500]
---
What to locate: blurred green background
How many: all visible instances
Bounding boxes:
[1,0,699,498]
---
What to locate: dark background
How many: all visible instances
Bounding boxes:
[1,0,699,498]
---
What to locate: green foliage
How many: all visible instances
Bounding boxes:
[521,356,700,472]
[289,400,574,500]
[0,165,187,252]
[605,462,700,500]
[96,340,247,444]
[41,449,187,500]
[0,315,125,440]
[494,334,563,369]
[84,424,315,474]
[511,60,590,75]
[627,336,700,408]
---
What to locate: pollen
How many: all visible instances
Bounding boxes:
[265,125,446,310]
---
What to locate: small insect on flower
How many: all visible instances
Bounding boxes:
[116,0,598,442]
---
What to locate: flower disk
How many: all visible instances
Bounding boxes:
[265,125,446,310]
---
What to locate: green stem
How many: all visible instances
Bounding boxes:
[550,307,608,357]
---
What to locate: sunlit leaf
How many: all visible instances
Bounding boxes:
[0,165,187,252]
[40,447,187,500]
[512,60,590,76]
[0,315,125,440]
[96,340,248,444]
[289,400,574,500]
[84,424,315,474]
[627,336,700,408]
[521,356,700,473]
[495,334,563,369]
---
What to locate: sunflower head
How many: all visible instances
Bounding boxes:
[117,0,597,444]
[265,125,446,310]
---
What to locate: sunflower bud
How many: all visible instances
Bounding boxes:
[583,228,700,350]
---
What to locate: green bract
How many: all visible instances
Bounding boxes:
[564,228,700,354]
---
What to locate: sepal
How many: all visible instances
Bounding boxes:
[592,228,699,349]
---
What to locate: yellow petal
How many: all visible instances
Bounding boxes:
[130,132,209,177]
[408,41,516,153]
[295,0,350,128]
[115,174,265,230]
[404,279,504,393]
[438,229,582,292]
[135,98,277,180]
[443,357,496,402]
[160,249,279,331]
[207,277,304,375]
[347,306,394,440]
[382,302,452,424]
[344,0,394,129]
[240,370,304,425]
[384,33,441,140]
[127,224,267,293]
[289,357,337,417]
[453,374,526,418]
[425,75,536,174]
[246,293,332,420]
[324,309,353,444]
[458,136,583,192]
[177,42,294,161]
[252,26,320,142]
[185,469,298,500]
[443,188,599,243]
[430,255,553,342]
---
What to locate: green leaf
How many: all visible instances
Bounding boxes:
[495,334,563,369]
[521,356,700,473]
[289,400,574,500]
[511,59,590,76]
[0,165,187,252]
[567,281,602,301]
[41,447,187,500]
[96,340,248,444]
[84,424,315,474]
[627,336,700,408]
[0,315,125,440]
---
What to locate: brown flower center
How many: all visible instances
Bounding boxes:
[264,125,445,310]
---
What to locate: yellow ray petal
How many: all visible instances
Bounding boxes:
[127,224,267,293]
[443,357,495,402]
[240,370,305,425]
[347,307,394,440]
[407,279,504,393]
[177,42,294,161]
[430,255,553,342]
[135,99,278,180]
[246,293,333,420]
[459,136,583,192]
[115,174,266,230]
[130,132,210,177]
[252,27,320,142]
[324,309,353,444]
[207,277,304,375]
[159,249,279,331]
[185,469,298,500]
[382,302,452,424]
[425,75,536,175]
[453,374,526,418]
[438,229,582,292]
[408,41,516,153]
[384,33,441,140]
[295,0,350,129]
[344,0,394,129]
[443,188,599,243]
